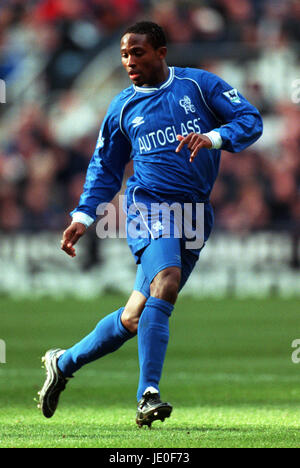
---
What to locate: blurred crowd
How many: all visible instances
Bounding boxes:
[0,0,299,234]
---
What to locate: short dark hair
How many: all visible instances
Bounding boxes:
[123,21,167,49]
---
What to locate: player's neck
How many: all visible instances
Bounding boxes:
[142,63,170,88]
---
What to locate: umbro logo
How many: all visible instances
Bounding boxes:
[132,116,145,128]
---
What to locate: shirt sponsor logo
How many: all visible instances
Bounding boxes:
[137,118,202,154]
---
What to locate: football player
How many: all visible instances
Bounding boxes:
[38,21,263,428]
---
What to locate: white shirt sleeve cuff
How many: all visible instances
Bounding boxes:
[72,212,94,228]
[203,130,223,150]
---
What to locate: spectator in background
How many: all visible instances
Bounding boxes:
[0,0,299,236]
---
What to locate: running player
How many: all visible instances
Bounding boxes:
[38,21,263,428]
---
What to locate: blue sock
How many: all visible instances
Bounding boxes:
[58,308,135,377]
[137,296,174,401]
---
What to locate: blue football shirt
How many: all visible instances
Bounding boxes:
[71,66,263,222]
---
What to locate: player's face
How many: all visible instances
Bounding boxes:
[120,33,167,87]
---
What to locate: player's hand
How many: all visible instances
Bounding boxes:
[61,222,87,257]
[176,133,212,163]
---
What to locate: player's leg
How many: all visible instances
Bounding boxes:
[137,268,180,400]
[136,237,182,399]
[57,291,146,377]
[38,289,146,418]
[121,270,149,334]
[135,238,199,427]
[134,237,181,427]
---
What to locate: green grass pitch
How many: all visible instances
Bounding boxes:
[0,295,300,448]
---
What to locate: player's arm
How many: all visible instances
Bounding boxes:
[176,71,263,161]
[199,71,263,153]
[61,103,131,257]
[61,222,87,258]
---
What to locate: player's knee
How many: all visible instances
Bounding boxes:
[150,267,181,304]
[121,291,147,334]
[121,309,140,334]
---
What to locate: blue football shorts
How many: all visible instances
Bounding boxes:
[133,236,201,299]
[124,185,214,298]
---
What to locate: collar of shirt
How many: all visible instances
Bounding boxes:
[133,67,174,94]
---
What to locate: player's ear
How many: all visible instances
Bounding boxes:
[157,46,167,60]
